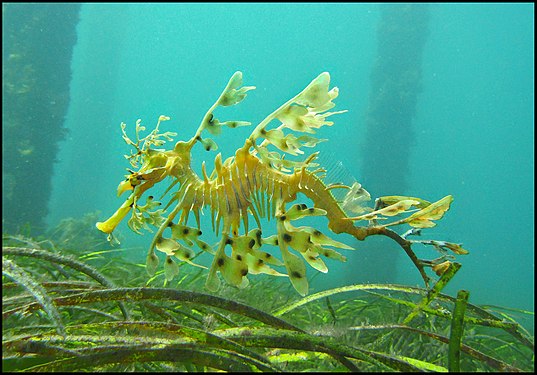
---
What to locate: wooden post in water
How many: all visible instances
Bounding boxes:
[2,4,81,234]
[357,4,431,282]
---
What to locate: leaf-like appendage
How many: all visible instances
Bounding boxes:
[146,251,160,276]
[219,71,256,107]
[155,237,180,256]
[219,254,249,288]
[280,246,308,297]
[164,255,180,281]
[403,195,453,228]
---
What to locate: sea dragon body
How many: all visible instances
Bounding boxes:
[97,72,468,295]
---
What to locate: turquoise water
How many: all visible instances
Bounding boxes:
[40,3,534,312]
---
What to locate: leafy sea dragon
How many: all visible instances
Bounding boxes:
[96,72,468,295]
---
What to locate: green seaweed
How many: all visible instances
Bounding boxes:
[2,257,65,337]
[448,289,470,372]
[2,231,533,372]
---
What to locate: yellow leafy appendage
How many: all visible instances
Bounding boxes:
[96,72,468,295]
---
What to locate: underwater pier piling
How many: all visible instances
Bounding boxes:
[2,3,81,234]
[357,4,430,282]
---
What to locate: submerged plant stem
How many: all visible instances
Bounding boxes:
[5,287,303,332]
[448,289,470,372]
[3,246,129,319]
[2,258,65,337]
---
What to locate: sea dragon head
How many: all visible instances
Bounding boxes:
[96,116,185,237]
[96,73,256,241]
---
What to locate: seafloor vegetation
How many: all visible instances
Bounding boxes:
[2,214,534,372]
